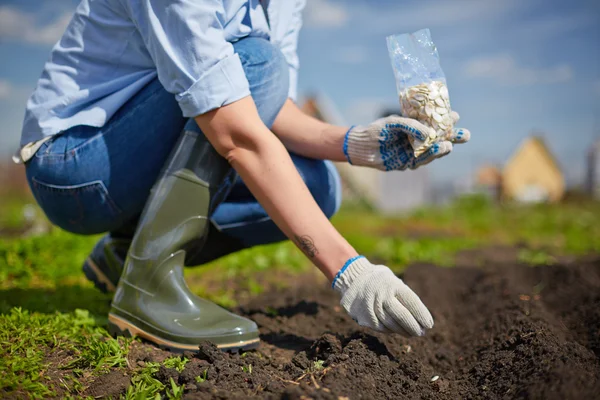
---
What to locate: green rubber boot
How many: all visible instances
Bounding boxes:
[108,130,260,352]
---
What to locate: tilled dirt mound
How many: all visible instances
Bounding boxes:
[107,256,600,399]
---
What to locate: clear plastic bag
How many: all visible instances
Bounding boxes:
[386,29,456,155]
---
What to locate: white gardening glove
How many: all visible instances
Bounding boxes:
[343,115,470,171]
[333,256,434,336]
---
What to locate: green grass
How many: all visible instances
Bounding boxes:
[1,195,600,397]
[123,358,187,400]
[0,307,130,397]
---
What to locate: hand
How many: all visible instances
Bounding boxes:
[343,115,470,171]
[332,256,434,336]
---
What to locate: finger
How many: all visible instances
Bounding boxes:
[371,305,400,334]
[394,283,434,329]
[359,311,393,334]
[375,301,412,336]
[385,115,435,142]
[446,127,470,144]
[450,111,460,124]
[382,298,424,336]
[410,141,452,169]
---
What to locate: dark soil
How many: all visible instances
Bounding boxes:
[85,370,130,399]
[106,253,600,399]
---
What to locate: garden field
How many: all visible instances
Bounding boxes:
[1,196,599,399]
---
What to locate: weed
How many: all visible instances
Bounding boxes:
[311,360,325,372]
[2,195,600,397]
[0,308,131,397]
[163,356,189,373]
[518,249,556,265]
[125,361,163,400]
[265,306,278,317]
[241,364,253,374]
[166,378,185,400]
[195,369,208,383]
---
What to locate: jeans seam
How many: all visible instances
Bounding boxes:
[212,215,273,231]
[31,176,122,216]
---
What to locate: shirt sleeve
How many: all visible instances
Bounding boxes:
[278,0,306,102]
[125,0,250,117]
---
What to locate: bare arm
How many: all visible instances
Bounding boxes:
[271,99,349,161]
[195,96,357,281]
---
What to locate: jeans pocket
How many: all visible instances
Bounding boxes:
[30,177,122,235]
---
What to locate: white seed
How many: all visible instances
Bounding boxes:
[409,99,422,108]
[431,376,440,382]
[440,85,449,99]
[397,80,454,151]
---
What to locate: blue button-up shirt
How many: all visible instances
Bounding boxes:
[20,0,305,146]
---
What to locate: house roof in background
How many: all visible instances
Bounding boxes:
[503,136,564,178]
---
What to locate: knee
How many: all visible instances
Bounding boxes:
[233,37,289,127]
[293,156,342,219]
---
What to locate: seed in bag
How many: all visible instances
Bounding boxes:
[399,80,459,145]
[387,29,457,156]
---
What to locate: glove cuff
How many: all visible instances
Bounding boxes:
[344,126,383,169]
[332,255,373,293]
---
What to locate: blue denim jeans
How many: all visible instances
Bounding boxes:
[26,37,342,250]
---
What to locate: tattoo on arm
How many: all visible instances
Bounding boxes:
[294,235,318,258]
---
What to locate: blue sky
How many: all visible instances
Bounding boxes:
[1,0,599,185]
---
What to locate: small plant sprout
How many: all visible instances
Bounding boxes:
[163,356,189,373]
[241,364,253,374]
[265,306,278,317]
[195,369,208,383]
[166,378,184,400]
[312,360,325,372]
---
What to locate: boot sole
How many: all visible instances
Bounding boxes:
[82,257,116,293]
[108,313,260,353]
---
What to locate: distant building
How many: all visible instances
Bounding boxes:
[502,136,564,203]
[301,96,431,213]
[586,139,600,198]
[475,165,502,200]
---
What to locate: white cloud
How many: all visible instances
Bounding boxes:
[508,12,597,42]
[304,0,348,28]
[464,54,573,86]
[0,80,12,99]
[0,6,71,45]
[336,1,594,55]
[334,46,368,65]
[386,0,521,29]
[346,0,525,35]
[0,79,31,101]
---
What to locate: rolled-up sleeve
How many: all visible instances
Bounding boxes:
[126,0,250,117]
[278,0,306,102]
